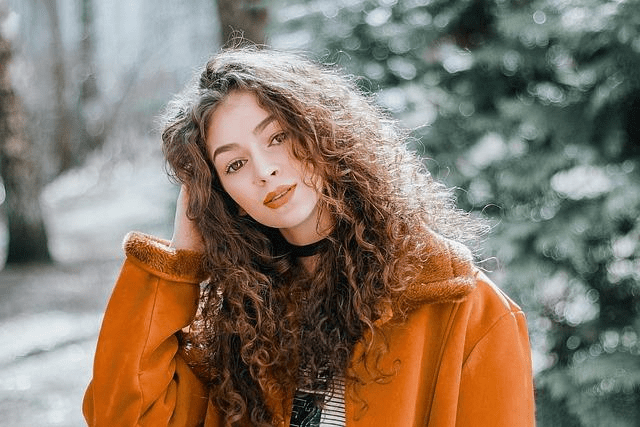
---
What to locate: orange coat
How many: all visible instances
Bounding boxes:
[83,231,535,426]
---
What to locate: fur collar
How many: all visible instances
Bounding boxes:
[374,230,478,325]
[402,229,477,306]
[123,229,477,315]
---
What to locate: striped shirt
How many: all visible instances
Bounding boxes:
[290,376,346,427]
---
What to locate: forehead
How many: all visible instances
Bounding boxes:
[205,91,273,148]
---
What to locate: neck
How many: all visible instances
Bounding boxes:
[282,237,330,258]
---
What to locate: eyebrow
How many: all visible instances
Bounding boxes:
[212,143,240,162]
[212,115,277,162]
[253,114,276,135]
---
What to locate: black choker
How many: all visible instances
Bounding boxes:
[282,238,330,258]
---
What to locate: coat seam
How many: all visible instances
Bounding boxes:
[461,309,521,368]
[423,302,460,426]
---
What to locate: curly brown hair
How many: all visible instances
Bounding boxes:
[161,46,483,426]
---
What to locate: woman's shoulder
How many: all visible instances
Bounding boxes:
[395,228,523,328]
[393,267,527,367]
[467,270,523,316]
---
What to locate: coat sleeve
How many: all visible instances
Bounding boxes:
[455,304,536,426]
[82,232,213,427]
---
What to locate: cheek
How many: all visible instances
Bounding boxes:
[222,183,247,205]
[217,178,246,207]
[304,169,324,195]
[291,158,323,190]
[300,182,322,207]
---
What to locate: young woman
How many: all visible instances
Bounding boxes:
[83,47,535,427]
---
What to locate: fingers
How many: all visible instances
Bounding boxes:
[170,186,205,252]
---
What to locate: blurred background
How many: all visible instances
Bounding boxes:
[0,0,638,425]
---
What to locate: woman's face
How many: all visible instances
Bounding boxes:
[205,90,330,245]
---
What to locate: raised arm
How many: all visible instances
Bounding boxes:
[83,188,212,426]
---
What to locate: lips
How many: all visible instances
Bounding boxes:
[263,184,297,209]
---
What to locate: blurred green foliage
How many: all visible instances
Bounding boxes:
[270,0,640,424]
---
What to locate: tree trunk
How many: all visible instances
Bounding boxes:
[0,4,52,264]
[77,0,104,154]
[43,0,74,173]
[216,0,268,46]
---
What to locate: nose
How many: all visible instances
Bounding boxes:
[253,153,279,185]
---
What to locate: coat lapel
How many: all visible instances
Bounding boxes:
[345,229,478,426]
[227,230,479,426]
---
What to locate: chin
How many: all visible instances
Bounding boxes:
[249,204,318,231]
[265,215,315,231]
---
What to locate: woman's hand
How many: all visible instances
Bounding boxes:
[170,186,205,252]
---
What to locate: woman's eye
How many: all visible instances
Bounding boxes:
[269,131,288,146]
[225,159,246,174]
